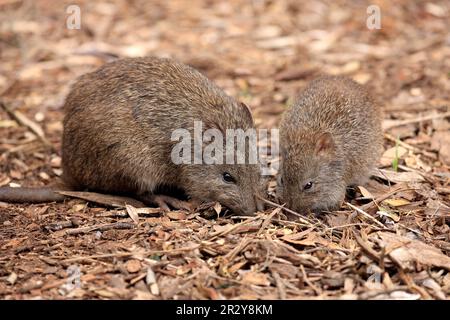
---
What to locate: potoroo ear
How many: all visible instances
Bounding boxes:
[239,102,254,124]
[315,132,335,155]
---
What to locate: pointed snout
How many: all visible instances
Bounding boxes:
[233,193,265,216]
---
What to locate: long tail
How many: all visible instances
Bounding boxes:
[0,187,66,203]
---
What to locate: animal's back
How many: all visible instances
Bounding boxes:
[282,75,383,184]
[61,57,252,194]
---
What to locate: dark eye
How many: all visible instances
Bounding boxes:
[222,172,236,183]
[303,181,313,190]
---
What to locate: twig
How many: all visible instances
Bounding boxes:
[65,222,135,235]
[300,265,321,296]
[256,195,315,226]
[398,269,432,299]
[208,216,260,240]
[272,271,287,300]
[383,133,437,160]
[353,232,381,262]
[45,220,74,232]
[345,202,386,228]
[60,245,201,263]
[383,111,450,130]
[225,237,253,261]
[360,185,414,211]
[0,100,56,151]
[257,207,282,235]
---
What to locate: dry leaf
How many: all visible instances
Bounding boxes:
[383,198,411,207]
[380,146,408,166]
[358,186,374,199]
[57,191,145,208]
[94,289,117,298]
[133,207,162,215]
[213,202,222,215]
[373,169,425,183]
[371,232,450,271]
[377,209,400,222]
[166,211,187,220]
[125,204,140,224]
[283,232,344,250]
[146,267,159,296]
[241,271,270,286]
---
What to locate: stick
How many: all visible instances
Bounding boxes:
[65,221,135,235]
[353,231,381,262]
[383,111,450,130]
[60,245,201,263]
[360,185,414,211]
[257,207,282,235]
[383,133,436,159]
[345,202,386,228]
[300,265,321,296]
[0,100,56,151]
[256,195,315,226]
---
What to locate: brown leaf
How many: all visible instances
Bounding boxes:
[358,186,374,199]
[228,261,247,274]
[166,211,187,220]
[125,205,140,224]
[283,231,344,250]
[371,232,450,271]
[382,198,411,207]
[241,271,270,286]
[213,202,222,215]
[373,169,425,183]
[57,191,145,208]
[380,146,408,167]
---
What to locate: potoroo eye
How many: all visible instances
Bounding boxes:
[222,172,236,183]
[303,181,313,191]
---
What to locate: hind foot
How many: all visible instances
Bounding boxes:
[146,194,192,212]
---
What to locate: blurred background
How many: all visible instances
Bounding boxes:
[0,0,449,184]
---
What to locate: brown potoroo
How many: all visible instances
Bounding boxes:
[1,57,265,215]
[277,75,383,213]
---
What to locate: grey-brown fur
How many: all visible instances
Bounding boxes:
[277,75,382,213]
[62,57,264,215]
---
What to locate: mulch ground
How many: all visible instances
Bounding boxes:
[0,0,449,299]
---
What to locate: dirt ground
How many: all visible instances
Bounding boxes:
[0,0,449,300]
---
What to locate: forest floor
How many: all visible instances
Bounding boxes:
[0,0,449,299]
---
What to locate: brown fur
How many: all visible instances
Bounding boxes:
[277,76,383,213]
[62,57,264,215]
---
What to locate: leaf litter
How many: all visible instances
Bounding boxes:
[0,0,449,300]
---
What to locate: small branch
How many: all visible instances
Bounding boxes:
[60,245,201,263]
[345,202,386,228]
[353,231,382,262]
[0,100,56,152]
[300,265,321,296]
[384,133,436,160]
[257,206,282,235]
[65,221,135,235]
[383,111,450,130]
[256,195,315,226]
[360,185,414,212]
